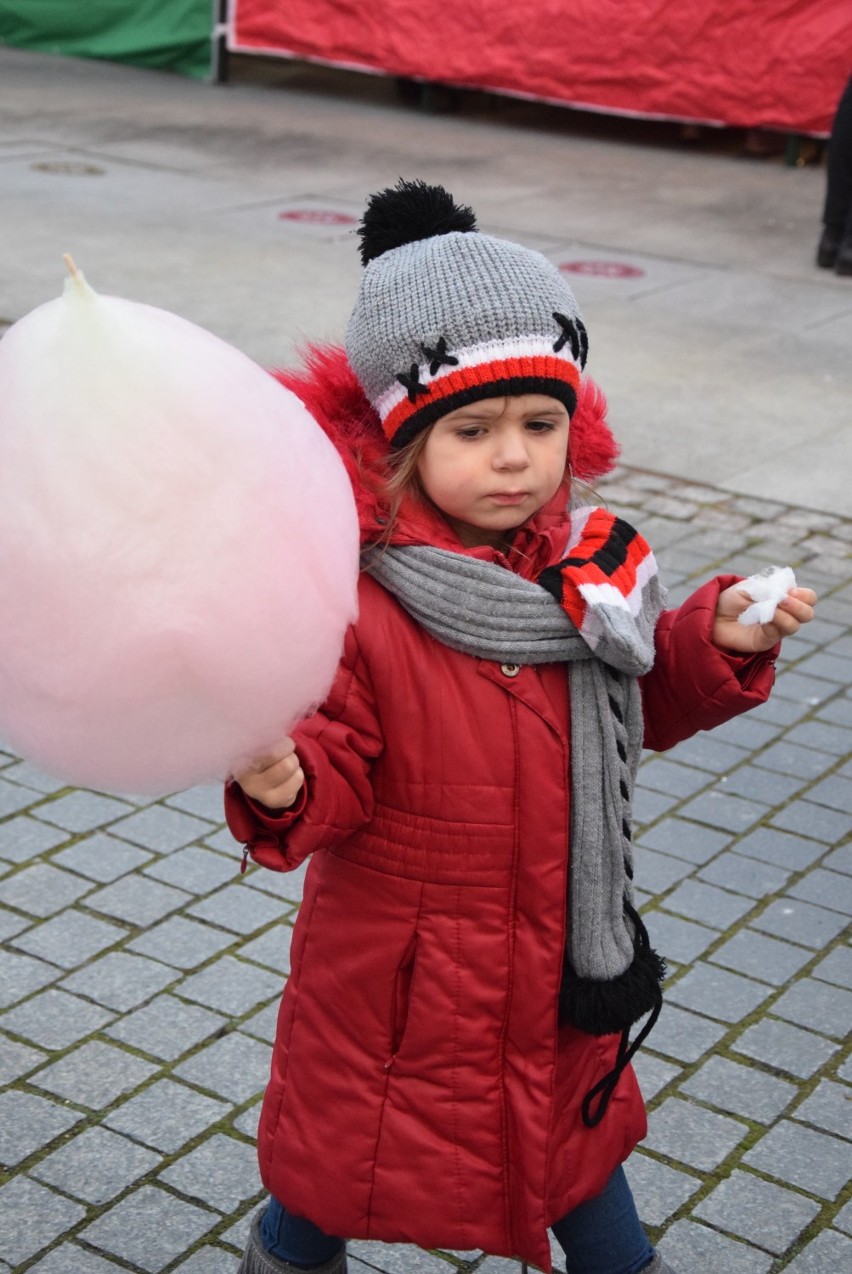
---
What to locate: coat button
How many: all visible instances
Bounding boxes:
[500,663,521,677]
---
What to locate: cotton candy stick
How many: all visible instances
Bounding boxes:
[0,261,359,794]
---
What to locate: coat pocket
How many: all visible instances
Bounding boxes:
[387,932,418,1066]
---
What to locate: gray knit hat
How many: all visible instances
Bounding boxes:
[345,180,588,448]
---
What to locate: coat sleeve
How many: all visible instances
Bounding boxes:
[224,623,384,872]
[641,575,779,752]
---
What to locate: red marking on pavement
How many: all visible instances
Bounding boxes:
[278,209,357,226]
[559,260,645,279]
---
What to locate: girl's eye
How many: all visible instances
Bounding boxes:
[456,427,484,439]
[526,420,556,433]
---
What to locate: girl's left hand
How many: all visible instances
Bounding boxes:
[713,584,818,653]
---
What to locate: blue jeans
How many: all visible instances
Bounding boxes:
[262,1165,653,1273]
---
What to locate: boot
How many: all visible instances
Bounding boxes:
[817,224,843,268]
[642,1252,679,1274]
[835,236,852,276]
[238,1208,348,1274]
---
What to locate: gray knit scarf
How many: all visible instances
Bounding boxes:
[364,507,668,1125]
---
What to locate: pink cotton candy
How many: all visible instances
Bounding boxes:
[0,266,359,795]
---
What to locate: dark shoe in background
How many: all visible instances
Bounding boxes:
[835,238,852,275]
[817,225,843,268]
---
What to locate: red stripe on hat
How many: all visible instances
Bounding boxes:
[382,354,580,443]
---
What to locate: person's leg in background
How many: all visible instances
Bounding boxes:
[551,1165,676,1274]
[818,75,852,273]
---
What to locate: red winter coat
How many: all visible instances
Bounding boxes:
[226,352,777,1269]
[226,548,777,1270]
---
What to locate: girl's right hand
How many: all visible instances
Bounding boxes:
[234,737,305,811]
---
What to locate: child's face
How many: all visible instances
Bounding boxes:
[417,394,570,549]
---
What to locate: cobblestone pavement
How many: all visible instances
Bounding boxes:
[0,467,850,1274]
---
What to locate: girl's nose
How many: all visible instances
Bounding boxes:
[493,428,530,469]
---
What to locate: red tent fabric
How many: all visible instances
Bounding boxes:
[229,0,852,135]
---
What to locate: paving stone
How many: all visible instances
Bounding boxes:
[666,734,750,774]
[770,801,852,844]
[796,650,852,683]
[666,962,773,1023]
[144,844,238,894]
[159,1132,261,1211]
[239,923,294,974]
[708,928,813,986]
[622,1151,701,1227]
[733,826,827,872]
[750,897,848,949]
[631,787,678,826]
[79,1184,218,1272]
[753,740,840,780]
[0,947,59,1006]
[349,1240,455,1273]
[0,1034,46,1083]
[204,826,241,855]
[652,920,720,977]
[174,1031,272,1103]
[835,1200,852,1235]
[0,1175,87,1266]
[720,764,806,806]
[707,714,782,751]
[104,1078,230,1152]
[770,978,852,1039]
[785,719,852,755]
[166,784,227,823]
[86,875,190,926]
[751,694,811,727]
[812,945,852,989]
[637,817,729,865]
[178,954,284,1016]
[823,843,852,874]
[188,883,289,934]
[805,774,852,815]
[242,859,308,904]
[32,1039,159,1109]
[0,776,42,818]
[662,878,755,929]
[657,1220,773,1274]
[787,867,852,916]
[127,913,235,968]
[630,847,694,896]
[643,1002,727,1063]
[637,758,711,799]
[784,1230,852,1272]
[0,814,70,863]
[28,1245,129,1273]
[817,695,852,729]
[794,1079,852,1139]
[0,903,30,940]
[31,1125,162,1203]
[60,951,178,1011]
[0,861,92,916]
[240,1000,280,1044]
[476,1258,528,1273]
[644,1095,748,1170]
[838,1055,852,1082]
[693,1169,821,1255]
[218,1210,253,1251]
[171,1248,241,1274]
[233,1102,262,1139]
[1,760,69,794]
[36,790,134,832]
[0,1089,83,1165]
[105,993,228,1060]
[680,1054,798,1123]
[11,908,127,969]
[52,832,154,881]
[773,671,837,707]
[697,851,791,899]
[732,1018,839,1079]
[1,987,115,1049]
[112,804,214,851]
[744,1120,850,1199]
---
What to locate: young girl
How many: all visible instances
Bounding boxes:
[227,181,816,1274]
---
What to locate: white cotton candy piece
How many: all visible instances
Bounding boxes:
[0,265,359,795]
[737,565,796,626]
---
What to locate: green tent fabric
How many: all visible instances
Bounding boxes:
[0,0,213,79]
